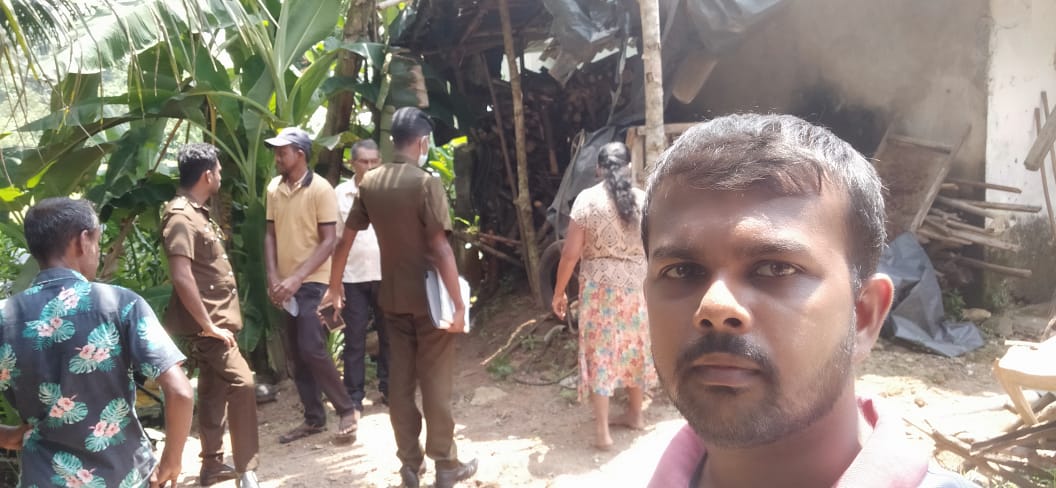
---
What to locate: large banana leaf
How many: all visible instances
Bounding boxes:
[85,119,168,207]
[271,0,342,86]
[57,0,248,73]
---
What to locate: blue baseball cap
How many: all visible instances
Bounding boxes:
[265,127,313,158]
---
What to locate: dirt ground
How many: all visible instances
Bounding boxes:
[169,292,1051,488]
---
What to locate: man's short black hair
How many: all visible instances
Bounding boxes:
[351,139,379,160]
[391,107,434,148]
[176,143,220,189]
[24,197,99,263]
[643,113,886,290]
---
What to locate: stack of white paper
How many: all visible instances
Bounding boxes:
[424,269,471,333]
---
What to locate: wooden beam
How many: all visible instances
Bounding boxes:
[889,134,952,154]
[953,256,1032,278]
[1024,96,1056,170]
[945,228,1021,251]
[917,225,972,246]
[963,200,1042,213]
[944,177,1023,194]
[935,195,1001,219]
[908,127,970,233]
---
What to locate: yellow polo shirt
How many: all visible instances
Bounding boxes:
[265,170,338,285]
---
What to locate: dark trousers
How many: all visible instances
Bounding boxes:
[283,282,357,426]
[188,335,260,472]
[386,313,459,469]
[341,281,389,409]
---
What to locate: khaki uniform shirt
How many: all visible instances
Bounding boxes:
[346,153,452,315]
[265,170,339,285]
[161,193,242,336]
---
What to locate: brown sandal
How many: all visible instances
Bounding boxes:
[278,423,326,444]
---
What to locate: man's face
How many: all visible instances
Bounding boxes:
[273,145,302,177]
[643,182,863,448]
[209,160,222,195]
[350,148,380,176]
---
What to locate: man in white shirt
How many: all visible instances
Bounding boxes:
[335,139,390,408]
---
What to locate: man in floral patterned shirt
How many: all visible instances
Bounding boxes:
[0,197,193,488]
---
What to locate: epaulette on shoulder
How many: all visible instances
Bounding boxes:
[169,196,188,211]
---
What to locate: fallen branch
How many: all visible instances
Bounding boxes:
[453,231,524,268]
[480,311,552,366]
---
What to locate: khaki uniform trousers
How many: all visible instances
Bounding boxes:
[189,335,260,472]
[386,313,459,469]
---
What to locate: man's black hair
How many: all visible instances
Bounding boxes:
[24,197,99,263]
[177,143,220,189]
[391,107,434,148]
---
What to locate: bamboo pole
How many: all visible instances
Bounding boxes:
[498,0,542,304]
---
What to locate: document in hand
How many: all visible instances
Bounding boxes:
[424,268,471,333]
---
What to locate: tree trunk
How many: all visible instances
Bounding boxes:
[498,0,542,304]
[638,0,665,178]
[320,0,373,185]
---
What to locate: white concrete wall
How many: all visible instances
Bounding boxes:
[985,0,1056,213]
[984,0,1056,302]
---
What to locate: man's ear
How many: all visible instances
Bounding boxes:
[852,273,894,363]
[75,229,92,257]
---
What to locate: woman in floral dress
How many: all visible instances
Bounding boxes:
[552,142,656,450]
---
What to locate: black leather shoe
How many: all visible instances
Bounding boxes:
[398,463,425,488]
[200,461,237,486]
[435,459,478,488]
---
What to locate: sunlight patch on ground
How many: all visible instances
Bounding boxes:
[549,418,684,487]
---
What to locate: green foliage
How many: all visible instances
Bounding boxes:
[0,0,467,375]
[486,355,515,381]
[942,288,965,321]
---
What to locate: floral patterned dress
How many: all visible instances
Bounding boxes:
[0,268,185,488]
[569,183,656,399]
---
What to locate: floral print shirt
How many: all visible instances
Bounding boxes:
[569,183,647,288]
[0,268,185,488]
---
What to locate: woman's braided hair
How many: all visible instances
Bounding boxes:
[597,142,638,226]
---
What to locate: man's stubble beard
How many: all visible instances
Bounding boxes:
[665,317,856,449]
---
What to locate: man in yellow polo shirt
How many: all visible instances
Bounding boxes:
[263,127,359,445]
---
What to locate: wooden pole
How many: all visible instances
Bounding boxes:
[1033,107,1056,241]
[952,256,1033,279]
[637,0,665,179]
[498,0,542,304]
[482,71,518,196]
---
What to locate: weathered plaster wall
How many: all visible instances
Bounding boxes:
[985,0,1056,303]
[670,0,989,177]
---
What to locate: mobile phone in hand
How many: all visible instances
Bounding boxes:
[317,304,345,331]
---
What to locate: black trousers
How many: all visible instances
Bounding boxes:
[341,281,389,409]
[283,282,357,426]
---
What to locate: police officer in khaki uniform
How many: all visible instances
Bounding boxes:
[162,143,260,488]
[328,108,477,488]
